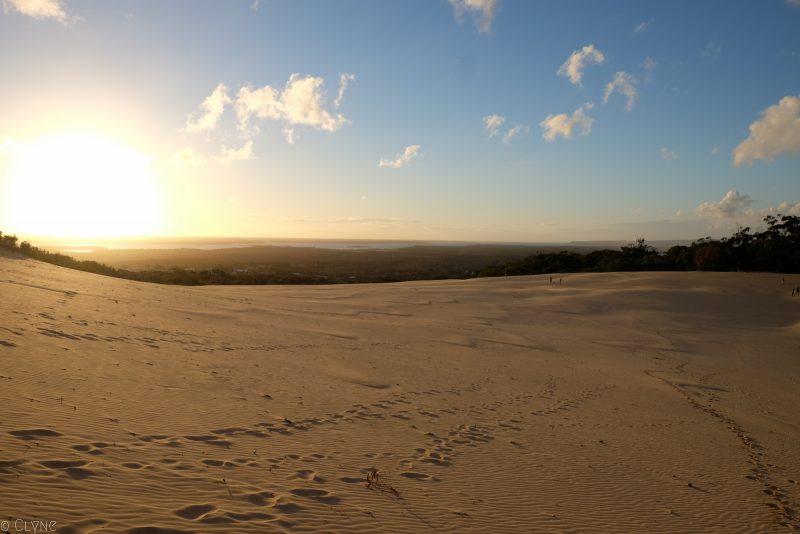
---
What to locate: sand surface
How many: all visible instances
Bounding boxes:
[1,253,799,533]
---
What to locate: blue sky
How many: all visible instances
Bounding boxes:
[0,0,798,241]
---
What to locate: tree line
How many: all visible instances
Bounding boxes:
[477,214,799,277]
[1,214,798,286]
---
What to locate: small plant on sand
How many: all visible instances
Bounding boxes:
[365,468,400,497]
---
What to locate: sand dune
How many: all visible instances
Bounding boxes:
[1,254,799,533]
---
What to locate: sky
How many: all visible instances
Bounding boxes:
[0,0,798,242]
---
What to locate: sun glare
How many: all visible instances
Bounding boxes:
[4,132,160,238]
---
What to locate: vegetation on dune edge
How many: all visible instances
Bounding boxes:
[1,214,798,286]
[479,215,799,277]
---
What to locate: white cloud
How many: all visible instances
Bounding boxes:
[334,73,355,109]
[2,0,73,23]
[235,74,348,139]
[732,95,800,167]
[449,0,498,34]
[557,45,606,87]
[702,41,722,58]
[173,146,206,166]
[214,140,254,164]
[789,0,800,6]
[185,83,231,133]
[603,71,638,111]
[378,144,420,168]
[252,0,261,10]
[660,147,678,161]
[483,114,505,137]
[765,200,800,216]
[540,103,594,142]
[696,190,753,218]
[633,20,651,35]
[502,124,529,143]
[710,146,720,156]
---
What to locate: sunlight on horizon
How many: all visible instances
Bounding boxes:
[3,132,162,239]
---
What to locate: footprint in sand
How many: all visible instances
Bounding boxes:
[184,435,232,448]
[174,503,216,520]
[127,526,195,533]
[400,471,436,481]
[121,462,145,469]
[0,459,26,473]
[39,459,95,479]
[292,469,326,482]
[245,490,276,506]
[290,488,341,505]
[9,428,62,440]
[210,427,247,436]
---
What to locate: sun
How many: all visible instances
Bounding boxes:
[3,132,161,238]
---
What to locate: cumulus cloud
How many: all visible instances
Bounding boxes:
[334,73,355,109]
[378,144,420,168]
[483,114,506,137]
[750,200,800,219]
[183,74,353,158]
[540,103,594,142]
[557,45,606,87]
[185,83,231,133]
[603,71,638,111]
[449,0,498,34]
[696,190,753,218]
[770,200,800,216]
[235,74,348,138]
[173,146,207,166]
[2,0,73,23]
[502,124,529,143]
[633,20,651,35]
[660,147,678,161]
[711,146,721,156]
[732,95,800,166]
[214,140,254,164]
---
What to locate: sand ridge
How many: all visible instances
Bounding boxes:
[1,256,799,532]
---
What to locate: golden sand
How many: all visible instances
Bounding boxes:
[1,253,798,533]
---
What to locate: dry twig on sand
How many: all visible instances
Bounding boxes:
[365,469,400,498]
